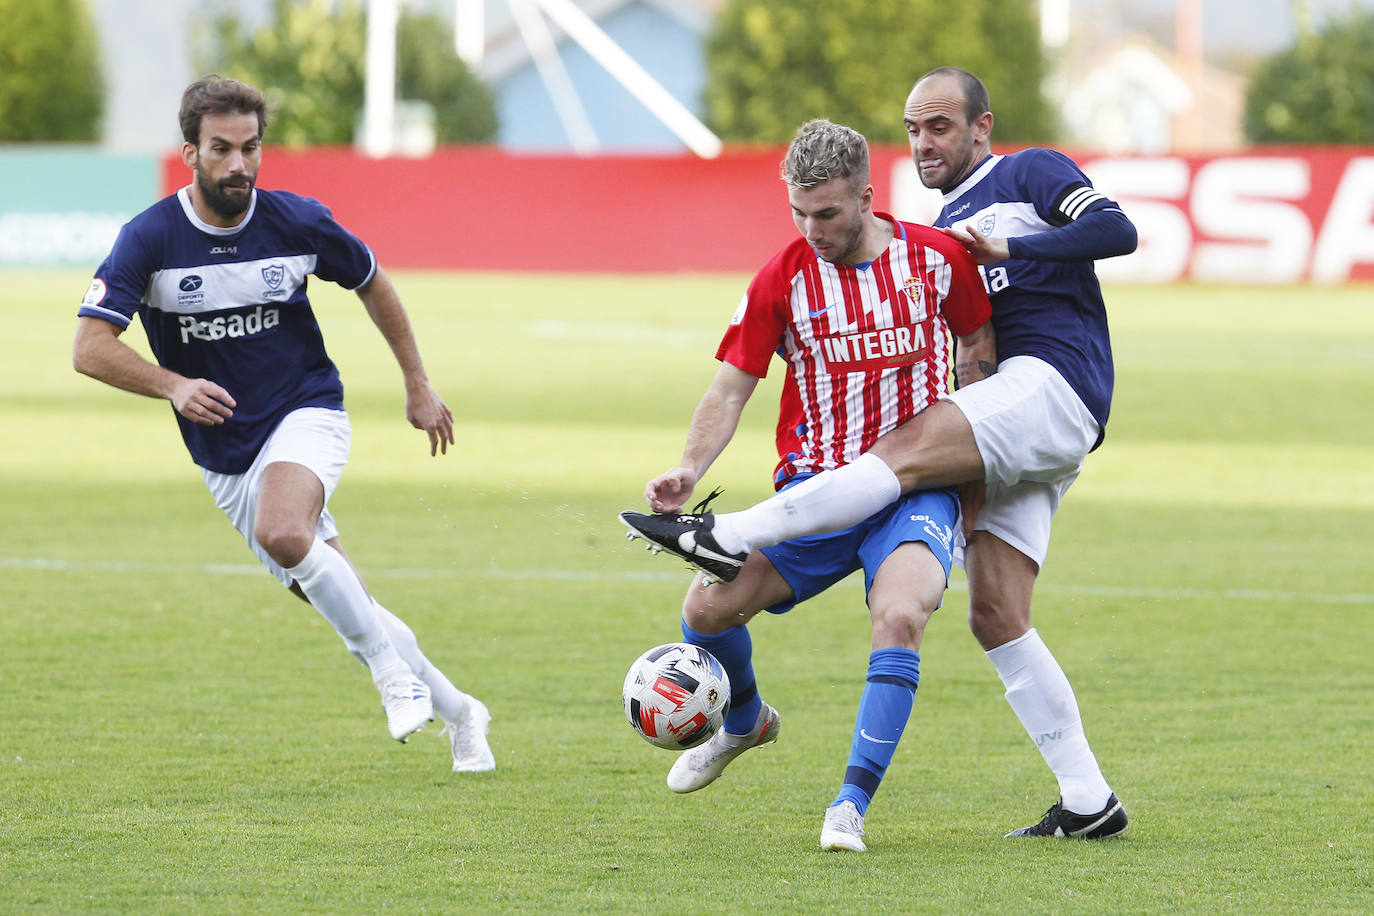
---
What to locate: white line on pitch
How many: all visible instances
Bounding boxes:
[3,555,1371,605]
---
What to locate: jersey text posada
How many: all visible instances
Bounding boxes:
[178,305,281,343]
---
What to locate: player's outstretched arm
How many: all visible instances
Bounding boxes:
[73,316,235,425]
[944,207,1137,267]
[645,362,759,514]
[355,268,455,456]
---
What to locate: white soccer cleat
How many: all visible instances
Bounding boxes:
[666,703,780,793]
[820,801,867,852]
[441,696,495,772]
[377,672,433,742]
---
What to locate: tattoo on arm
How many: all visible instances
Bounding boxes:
[953,358,997,390]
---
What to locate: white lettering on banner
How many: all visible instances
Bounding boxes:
[1312,158,1374,284]
[1084,154,1374,283]
[1191,158,1312,284]
[886,151,1374,283]
[1085,158,1193,284]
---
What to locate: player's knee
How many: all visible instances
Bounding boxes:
[681,591,749,636]
[967,598,1029,649]
[870,601,932,650]
[255,521,314,568]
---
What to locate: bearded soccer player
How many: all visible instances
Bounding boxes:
[625,119,993,851]
[73,76,494,774]
[622,68,1137,839]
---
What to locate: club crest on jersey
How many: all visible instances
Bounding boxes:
[901,276,926,315]
[261,264,285,290]
[977,212,996,236]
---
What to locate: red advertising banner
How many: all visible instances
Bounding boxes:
[161,146,1374,282]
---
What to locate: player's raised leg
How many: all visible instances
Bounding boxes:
[621,403,983,581]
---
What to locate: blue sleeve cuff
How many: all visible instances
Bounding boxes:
[1007,207,1137,262]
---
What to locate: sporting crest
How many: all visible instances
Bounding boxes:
[976,212,997,236]
[261,264,285,290]
[902,275,926,314]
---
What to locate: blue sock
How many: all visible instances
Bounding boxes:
[681,621,761,736]
[832,648,920,816]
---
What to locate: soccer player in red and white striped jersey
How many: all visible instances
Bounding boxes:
[626,119,993,852]
[720,197,988,485]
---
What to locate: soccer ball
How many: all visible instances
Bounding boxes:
[622,643,730,750]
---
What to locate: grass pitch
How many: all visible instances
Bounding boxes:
[1,269,1371,913]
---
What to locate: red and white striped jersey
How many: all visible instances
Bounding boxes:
[717,214,990,487]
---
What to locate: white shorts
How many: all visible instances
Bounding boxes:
[944,356,1099,568]
[202,407,351,587]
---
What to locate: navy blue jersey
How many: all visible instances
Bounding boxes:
[936,148,1119,432]
[79,187,376,473]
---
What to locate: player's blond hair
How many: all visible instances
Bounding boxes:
[780,119,870,192]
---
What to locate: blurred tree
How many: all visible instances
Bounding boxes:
[197,0,497,146]
[704,0,1053,146]
[1244,8,1374,143]
[0,0,104,141]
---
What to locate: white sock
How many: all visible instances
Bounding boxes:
[713,452,902,553]
[986,628,1112,814]
[372,600,468,723]
[286,539,407,681]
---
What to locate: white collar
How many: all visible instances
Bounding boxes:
[941,154,1002,205]
[176,185,257,235]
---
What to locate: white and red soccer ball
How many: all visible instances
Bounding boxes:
[622,643,730,750]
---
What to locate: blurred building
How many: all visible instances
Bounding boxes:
[85,0,1374,155]
[1052,35,1246,153]
[474,0,721,152]
[88,0,722,154]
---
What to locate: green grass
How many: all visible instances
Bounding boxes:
[1,269,1371,913]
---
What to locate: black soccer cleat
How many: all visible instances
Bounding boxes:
[618,493,747,584]
[1004,793,1128,839]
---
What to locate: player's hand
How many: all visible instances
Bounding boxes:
[645,467,699,514]
[406,383,455,456]
[171,378,235,426]
[958,480,987,540]
[940,224,1010,265]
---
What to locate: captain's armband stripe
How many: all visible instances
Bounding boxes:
[1058,185,1107,221]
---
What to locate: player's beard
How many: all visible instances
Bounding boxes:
[816,212,865,264]
[920,134,979,193]
[195,164,256,219]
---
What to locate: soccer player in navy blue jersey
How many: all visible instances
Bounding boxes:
[620,68,1136,838]
[73,76,494,773]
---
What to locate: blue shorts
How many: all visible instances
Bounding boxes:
[758,482,958,614]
